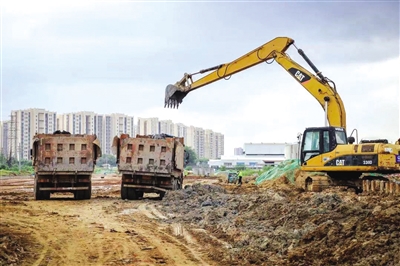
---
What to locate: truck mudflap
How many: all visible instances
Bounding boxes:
[123,184,169,193]
[39,187,90,191]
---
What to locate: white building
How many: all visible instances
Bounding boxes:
[0,121,10,157]
[57,112,134,155]
[173,123,187,139]
[9,108,56,160]
[137,117,159,135]
[159,120,174,135]
[208,142,299,169]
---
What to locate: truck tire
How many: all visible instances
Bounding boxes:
[159,191,165,200]
[34,180,50,200]
[121,183,128,200]
[74,190,85,200]
[34,179,42,200]
[43,191,51,200]
[83,183,92,200]
[127,188,138,200]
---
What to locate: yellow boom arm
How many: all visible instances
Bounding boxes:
[164,36,346,129]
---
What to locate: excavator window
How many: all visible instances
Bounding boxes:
[323,131,330,153]
[335,129,347,145]
[302,130,320,161]
[301,127,344,164]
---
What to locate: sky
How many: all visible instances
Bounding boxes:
[1,0,399,156]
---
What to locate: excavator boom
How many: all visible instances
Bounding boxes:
[164,37,294,108]
[164,37,346,129]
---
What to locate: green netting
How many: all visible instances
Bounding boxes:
[255,159,300,185]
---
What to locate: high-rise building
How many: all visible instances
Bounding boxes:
[0,121,10,157]
[2,110,223,160]
[8,108,56,160]
[187,126,205,159]
[204,129,215,159]
[57,111,97,135]
[173,123,187,139]
[57,112,134,155]
[137,117,159,135]
[159,120,174,135]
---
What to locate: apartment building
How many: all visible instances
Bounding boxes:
[57,111,97,135]
[137,118,224,160]
[137,117,159,135]
[0,121,10,157]
[215,132,225,159]
[2,109,223,160]
[159,120,174,135]
[186,126,206,159]
[173,123,187,139]
[57,112,134,155]
[6,108,57,160]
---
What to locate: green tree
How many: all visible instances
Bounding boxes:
[184,146,197,166]
[197,158,209,165]
[97,154,117,167]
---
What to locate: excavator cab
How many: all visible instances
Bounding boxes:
[300,126,348,164]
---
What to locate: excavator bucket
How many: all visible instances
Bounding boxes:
[164,84,187,109]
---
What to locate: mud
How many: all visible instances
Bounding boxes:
[1,174,399,266]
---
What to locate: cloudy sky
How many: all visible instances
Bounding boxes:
[1,1,399,155]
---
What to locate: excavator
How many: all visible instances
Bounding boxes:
[164,36,400,194]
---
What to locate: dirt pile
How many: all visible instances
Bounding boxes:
[158,182,400,265]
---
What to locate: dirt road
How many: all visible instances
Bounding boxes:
[2,174,400,266]
[0,175,220,266]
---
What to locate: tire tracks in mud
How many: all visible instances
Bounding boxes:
[0,197,218,266]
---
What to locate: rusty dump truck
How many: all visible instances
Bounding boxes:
[112,133,186,200]
[31,131,101,200]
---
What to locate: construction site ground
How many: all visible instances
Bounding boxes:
[1,174,400,266]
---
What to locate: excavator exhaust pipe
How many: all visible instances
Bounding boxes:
[164,84,187,109]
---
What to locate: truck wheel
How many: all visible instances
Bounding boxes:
[137,191,144,199]
[74,190,84,200]
[159,192,165,200]
[121,183,128,200]
[34,180,42,200]
[43,191,51,200]
[127,188,138,200]
[83,183,92,200]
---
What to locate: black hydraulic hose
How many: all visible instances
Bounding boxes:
[297,49,326,81]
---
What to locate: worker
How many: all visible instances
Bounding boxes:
[238,171,243,185]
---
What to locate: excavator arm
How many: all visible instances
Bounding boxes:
[164,36,346,129]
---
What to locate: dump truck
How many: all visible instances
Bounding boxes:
[112,133,186,200]
[31,130,101,200]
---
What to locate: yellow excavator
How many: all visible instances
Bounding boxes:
[164,37,400,194]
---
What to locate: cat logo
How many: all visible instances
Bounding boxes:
[294,70,306,82]
[336,159,345,166]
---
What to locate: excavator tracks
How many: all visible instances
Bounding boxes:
[296,171,400,195]
[361,174,400,195]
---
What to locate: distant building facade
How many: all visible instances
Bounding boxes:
[3,108,57,160]
[1,110,223,160]
[208,142,299,169]
[57,112,134,155]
